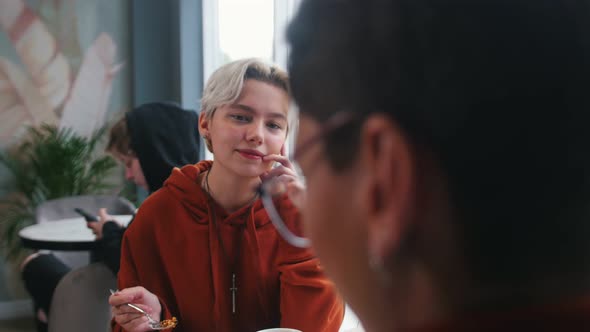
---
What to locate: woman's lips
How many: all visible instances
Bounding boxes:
[237,149,264,160]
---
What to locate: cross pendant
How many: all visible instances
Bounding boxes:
[230,273,238,314]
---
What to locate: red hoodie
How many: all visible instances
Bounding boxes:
[113,161,344,332]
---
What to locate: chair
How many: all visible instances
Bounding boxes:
[48,262,116,332]
[35,195,136,269]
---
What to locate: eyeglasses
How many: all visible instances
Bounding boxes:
[258,112,358,247]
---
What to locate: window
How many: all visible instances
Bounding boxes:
[203,0,301,80]
[201,0,301,160]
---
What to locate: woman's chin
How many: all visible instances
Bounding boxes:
[234,165,269,179]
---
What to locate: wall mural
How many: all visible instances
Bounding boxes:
[0,0,131,148]
[0,0,131,303]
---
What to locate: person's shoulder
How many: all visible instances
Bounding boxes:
[126,188,179,233]
[145,186,179,207]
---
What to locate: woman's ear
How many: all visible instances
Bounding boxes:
[360,114,416,266]
[198,111,210,138]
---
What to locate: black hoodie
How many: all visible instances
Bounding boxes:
[126,102,201,193]
[100,102,201,273]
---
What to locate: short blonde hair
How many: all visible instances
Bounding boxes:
[200,58,291,152]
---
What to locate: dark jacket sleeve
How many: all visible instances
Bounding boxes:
[98,221,127,274]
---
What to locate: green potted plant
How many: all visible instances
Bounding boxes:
[0,124,118,263]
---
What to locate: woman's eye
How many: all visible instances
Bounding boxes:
[267,122,283,130]
[230,114,251,122]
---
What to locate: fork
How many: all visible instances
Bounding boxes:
[109,289,171,330]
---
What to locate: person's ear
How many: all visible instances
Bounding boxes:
[359,114,416,266]
[199,112,209,137]
[198,111,210,139]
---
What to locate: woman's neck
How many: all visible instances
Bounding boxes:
[203,163,260,212]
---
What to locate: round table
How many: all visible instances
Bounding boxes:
[19,215,133,251]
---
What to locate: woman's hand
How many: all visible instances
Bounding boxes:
[86,208,116,239]
[261,154,306,209]
[109,286,162,332]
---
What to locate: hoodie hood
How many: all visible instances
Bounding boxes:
[164,161,212,220]
[126,102,200,193]
[163,161,273,227]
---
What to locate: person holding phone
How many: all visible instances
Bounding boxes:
[20,102,201,332]
[109,58,344,332]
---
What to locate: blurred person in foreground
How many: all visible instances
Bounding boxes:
[109,58,344,332]
[284,0,590,331]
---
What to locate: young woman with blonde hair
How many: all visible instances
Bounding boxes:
[109,58,344,332]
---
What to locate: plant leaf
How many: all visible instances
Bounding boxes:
[0,123,118,262]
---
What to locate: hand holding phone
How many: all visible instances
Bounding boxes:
[74,208,98,222]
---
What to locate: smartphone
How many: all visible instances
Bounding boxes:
[74,208,98,222]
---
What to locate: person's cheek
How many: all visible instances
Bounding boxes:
[271,134,286,155]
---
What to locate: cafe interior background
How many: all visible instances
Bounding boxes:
[0,0,301,320]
